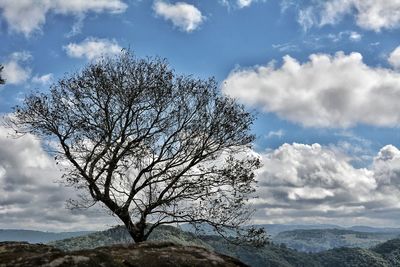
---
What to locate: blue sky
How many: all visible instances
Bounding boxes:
[1,0,400,230]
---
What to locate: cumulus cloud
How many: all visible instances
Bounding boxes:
[2,51,32,85]
[373,145,400,188]
[0,125,114,231]
[63,37,122,61]
[389,46,400,70]
[3,121,400,228]
[223,51,400,128]
[299,0,400,32]
[153,1,204,32]
[258,143,375,190]
[0,0,127,36]
[253,143,400,226]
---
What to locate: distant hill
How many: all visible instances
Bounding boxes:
[272,228,400,253]
[48,225,212,251]
[0,229,93,243]
[181,223,400,237]
[314,247,391,267]
[46,225,400,267]
[5,224,400,266]
[207,236,400,267]
[256,224,344,237]
[200,235,321,267]
[4,223,398,244]
[257,224,400,237]
[348,226,400,233]
[48,225,319,267]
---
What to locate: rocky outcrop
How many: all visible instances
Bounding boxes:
[0,241,249,267]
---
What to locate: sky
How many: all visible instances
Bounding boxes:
[1,0,400,231]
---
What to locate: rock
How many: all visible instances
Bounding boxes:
[0,241,248,267]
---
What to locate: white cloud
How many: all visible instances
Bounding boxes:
[389,46,400,69]
[266,129,285,139]
[280,0,296,13]
[237,0,253,8]
[272,43,298,52]
[0,125,114,231]
[153,1,204,32]
[3,122,400,228]
[63,37,122,61]
[252,143,400,226]
[222,51,400,128]
[325,31,362,43]
[300,0,400,32]
[297,7,316,31]
[220,0,266,9]
[2,51,32,85]
[349,31,362,42]
[3,62,30,85]
[65,15,85,38]
[258,143,375,190]
[0,0,127,36]
[373,145,400,187]
[318,0,352,26]
[32,73,54,85]
[9,51,32,61]
[50,0,127,14]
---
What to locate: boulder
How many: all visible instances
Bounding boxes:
[0,241,248,267]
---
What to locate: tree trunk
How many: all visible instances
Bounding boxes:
[101,198,147,243]
[119,212,146,243]
[127,223,146,243]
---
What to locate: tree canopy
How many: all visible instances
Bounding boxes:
[0,65,5,85]
[10,51,264,244]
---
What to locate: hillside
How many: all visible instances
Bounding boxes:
[49,225,212,251]
[181,223,343,237]
[45,226,400,267]
[3,224,399,245]
[257,224,345,237]
[200,235,320,267]
[314,247,391,267]
[2,225,400,266]
[41,225,321,267]
[181,223,400,237]
[210,237,400,267]
[273,229,399,253]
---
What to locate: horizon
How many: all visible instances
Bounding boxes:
[1,0,400,231]
[3,222,400,233]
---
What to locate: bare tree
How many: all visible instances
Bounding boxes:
[10,51,264,244]
[0,65,5,85]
